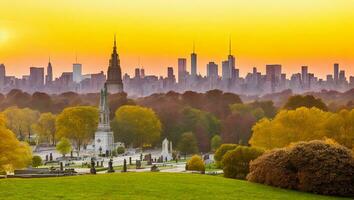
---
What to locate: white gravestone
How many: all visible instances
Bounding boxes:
[160,138,172,161]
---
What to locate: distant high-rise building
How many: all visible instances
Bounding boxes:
[334,63,339,84]
[178,58,187,84]
[167,67,174,79]
[141,68,145,78]
[301,66,308,87]
[266,64,282,92]
[135,68,140,78]
[46,59,53,85]
[73,63,82,83]
[30,67,44,89]
[207,62,218,79]
[191,44,197,77]
[106,35,123,93]
[222,60,230,80]
[339,70,346,83]
[228,38,236,80]
[0,64,5,90]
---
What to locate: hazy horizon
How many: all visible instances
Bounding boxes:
[1,0,354,79]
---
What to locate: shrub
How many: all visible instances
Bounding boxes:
[117,146,125,154]
[32,155,42,167]
[186,155,205,172]
[222,146,264,179]
[214,144,238,168]
[247,140,354,197]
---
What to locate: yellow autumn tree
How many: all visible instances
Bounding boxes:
[111,105,162,147]
[32,112,56,145]
[55,106,98,154]
[2,107,40,141]
[0,114,32,173]
[250,107,332,149]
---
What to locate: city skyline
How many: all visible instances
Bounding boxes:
[1,0,354,78]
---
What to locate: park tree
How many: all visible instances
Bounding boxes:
[210,135,222,152]
[32,112,56,145]
[56,137,72,157]
[111,105,161,147]
[323,109,354,149]
[178,132,198,156]
[2,107,40,141]
[284,95,328,111]
[221,113,256,145]
[0,114,32,173]
[250,107,332,149]
[30,92,52,113]
[56,106,98,154]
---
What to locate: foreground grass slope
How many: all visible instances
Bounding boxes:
[0,173,348,200]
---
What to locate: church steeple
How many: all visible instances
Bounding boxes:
[106,34,124,93]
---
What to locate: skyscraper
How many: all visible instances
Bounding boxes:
[178,58,187,84]
[301,66,308,87]
[228,38,236,80]
[266,64,282,92]
[73,63,82,83]
[45,59,53,85]
[334,63,339,85]
[207,62,218,79]
[222,60,230,80]
[0,64,5,91]
[191,43,197,77]
[106,35,123,93]
[30,67,44,89]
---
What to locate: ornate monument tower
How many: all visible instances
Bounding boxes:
[106,35,124,94]
[94,84,114,155]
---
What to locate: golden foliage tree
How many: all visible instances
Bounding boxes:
[2,107,40,141]
[0,114,32,173]
[55,106,98,153]
[112,105,161,147]
[32,112,56,145]
[250,107,354,149]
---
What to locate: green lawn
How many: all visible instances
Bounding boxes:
[0,173,347,200]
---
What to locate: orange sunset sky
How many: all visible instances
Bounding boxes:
[1,0,354,79]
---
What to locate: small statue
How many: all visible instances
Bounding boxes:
[122,159,127,172]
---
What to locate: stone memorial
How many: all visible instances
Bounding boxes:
[94,84,114,155]
[90,158,96,174]
[122,159,127,172]
[136,160,142,169]
[160,138,172,161]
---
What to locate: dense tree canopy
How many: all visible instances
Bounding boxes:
[56,137,72,157]
[112,105,161,147]
[250,107,354,149]
[0,114,32,173]
[55,106,98,152]
[284,95,328,111]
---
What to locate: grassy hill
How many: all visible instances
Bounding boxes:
[0,173,347,200]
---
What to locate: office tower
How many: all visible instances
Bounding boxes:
[0,64,5,90]
[135,68,140,78]
[141,68,145,78]
[233,68,239,80]
[46,59,53,85]
[339,70,346,83]
[207,62,218,79]
[30,67,45,89]
[228,38,236,80]
[191,44,197,77]
[334,63,339,84]
[178,58,187,84]
[106,35,124,93]
[73,63,82,83]
[167,67,174,79]
[350,76,354,87]
[301,66,308,87]
[222,60,230,80]
[266,64,282,92]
